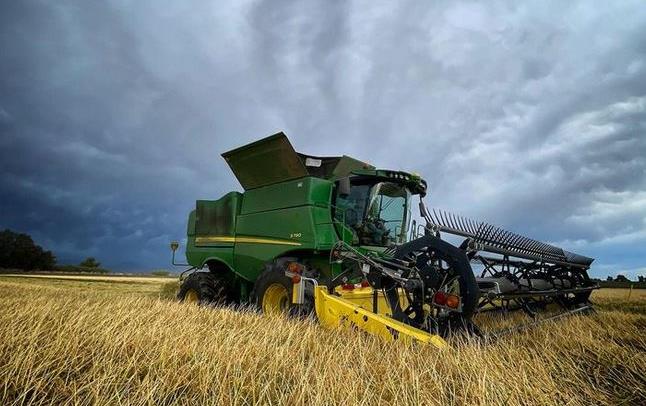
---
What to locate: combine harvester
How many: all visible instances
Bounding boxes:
[171,132,598,347]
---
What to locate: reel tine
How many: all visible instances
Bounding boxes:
[531,240,544,255]
[525,237,539,254]
[456,214,465,233]
[483,223,496,241]
[438,210,447,228]
[465,217,475,234]
[481,222,493,240]
[446,211,456,230]
[470,218,480,235]
[442,210,452,229]
[445,211,454,229]
[522,236,535,256]
[425,207,594,267]
[451,214,462,231]
[501,229,516,248]
[490,225,503,243]
[497,228,509,245]
[459,215,472,235]
[432,209,441,226]
[510,233,524,250]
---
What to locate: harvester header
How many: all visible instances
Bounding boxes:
[174,132,598,346]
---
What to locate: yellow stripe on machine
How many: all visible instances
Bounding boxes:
[195,236,302,246]
[313,286,447,348]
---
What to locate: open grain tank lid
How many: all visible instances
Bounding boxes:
[222,132,374,190]
[221,132,307,190]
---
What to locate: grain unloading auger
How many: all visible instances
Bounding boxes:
[173,132,599,347]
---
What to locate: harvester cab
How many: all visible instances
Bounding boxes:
[332,170,422,246]
[174,132,599,347]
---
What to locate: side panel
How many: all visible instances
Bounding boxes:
[233,177,337,281]
[185,192,242,271]
[185,239,236,272]
[195,193,240,236]
[240,176,331,214]
[234,207,315,281]
[185,177,341,282]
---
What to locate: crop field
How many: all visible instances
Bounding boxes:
[0,274,644,405]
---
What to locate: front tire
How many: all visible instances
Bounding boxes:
[252,263,294,315]
[177,272,228,305]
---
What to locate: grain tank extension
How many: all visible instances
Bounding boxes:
[172,132,598,346]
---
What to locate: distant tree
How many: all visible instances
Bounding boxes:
[80,257,101,268]
[639,276,645,283]
[57,261,109,274]
[615,274,630,283]
[606,276,613,281]
[0,229,56,270]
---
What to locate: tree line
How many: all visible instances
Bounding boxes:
[604,274,643,283]
[0,229,108,273]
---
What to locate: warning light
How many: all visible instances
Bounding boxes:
[446,294,460,309]
[287,262,302,274]
[434,291,448,305]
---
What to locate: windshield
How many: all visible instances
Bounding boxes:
[334,181,411,246]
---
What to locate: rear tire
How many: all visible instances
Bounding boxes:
[177,272,228,305]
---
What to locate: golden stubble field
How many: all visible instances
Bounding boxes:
[0,274,644,405]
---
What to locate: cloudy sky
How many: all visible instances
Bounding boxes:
[1,1,645,278]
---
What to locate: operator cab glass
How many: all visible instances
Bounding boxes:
[334,179,412,246]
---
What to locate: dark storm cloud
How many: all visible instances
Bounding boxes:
[1,1,645,277]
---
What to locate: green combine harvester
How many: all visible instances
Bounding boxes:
[171,132,598,346]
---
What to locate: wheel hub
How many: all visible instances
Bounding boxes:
[185,289,199,304]
[262,283,289,314]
